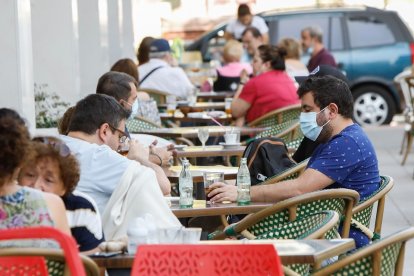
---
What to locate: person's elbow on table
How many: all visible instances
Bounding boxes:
[208,182,238,203]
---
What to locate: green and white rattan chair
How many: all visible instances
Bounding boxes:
[312,227,414,276]
[137,88,169,105]
[248,104,301,139]
[210,189,359,241]
[351,175,394,241]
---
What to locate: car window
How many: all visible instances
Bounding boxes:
[330,17,344,50]
[346,15,395,48]
[269,16,330,45]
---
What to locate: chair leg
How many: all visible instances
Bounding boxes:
[401,134,413,165]
[400,132,407,155]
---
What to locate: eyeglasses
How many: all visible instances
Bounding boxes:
[32,137,71,157]
[107,124,128,144]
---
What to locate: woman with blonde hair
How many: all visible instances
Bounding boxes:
[213,40,252,91]
[278,37,309,79]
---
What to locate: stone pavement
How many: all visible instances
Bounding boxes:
[365,124,414,275]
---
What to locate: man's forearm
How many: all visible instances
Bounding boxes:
[139,158,171,195]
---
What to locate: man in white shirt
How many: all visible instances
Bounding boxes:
[224,4,269,44]
[138,38,193,99]
[60,94,173,218]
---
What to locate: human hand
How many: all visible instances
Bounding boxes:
[127,139,149,162]
[149,146,173,167]
[240,69,250,83]
[208,182,237,203]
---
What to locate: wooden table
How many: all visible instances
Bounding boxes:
[91,239,355,274]
[159,102,225,110]
[175,145,245,158]
[197,91,235,100]
[165,165,238,183]
[160,112,232,124]
[171,201,272,218]
[138,125,267,139]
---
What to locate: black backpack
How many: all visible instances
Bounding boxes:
[243,137,296,185]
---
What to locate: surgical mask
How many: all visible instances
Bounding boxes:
[130,99,139,118]
[307,46,314,54]
[299,107,330,141]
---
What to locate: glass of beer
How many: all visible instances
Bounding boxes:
[166,95,177,116]
[117,138,130,156]
[225,98,233,116]
[203,172,224,203]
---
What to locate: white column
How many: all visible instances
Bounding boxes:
[31,0,80,105]
[77,0,110,98]
[0,0,36,132]
[121,0,136,60]
[107,0,123,65]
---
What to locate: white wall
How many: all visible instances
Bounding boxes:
[0,0,36,131]
[31,0,81,105]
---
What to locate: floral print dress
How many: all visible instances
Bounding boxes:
[0,187,57,248]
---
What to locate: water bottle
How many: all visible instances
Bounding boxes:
[237,157,251,205]
[127,217,148,254]
[179,159,193,208]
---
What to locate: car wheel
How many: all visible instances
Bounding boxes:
[352,85,396,126]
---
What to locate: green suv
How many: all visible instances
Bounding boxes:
[186,6,414,125]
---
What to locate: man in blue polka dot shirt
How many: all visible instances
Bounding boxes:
[209,75,380,248]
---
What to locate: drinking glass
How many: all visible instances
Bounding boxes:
[203,172,224,203]
[166,95,177,116]
[225,98,233,116]
[198,128,209,149]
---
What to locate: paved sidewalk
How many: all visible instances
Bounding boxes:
[365,124,414,275]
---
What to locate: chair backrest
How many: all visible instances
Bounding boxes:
[137,88,170,105]
[312,227,414,276]
[248,103,302,128]
[351,175,394,239]
[0,227,87,276]
[238,189,359,239]
[249,104,302,139]
[132,244,283,276]
[126,116,162,132]
[0,248,99,276]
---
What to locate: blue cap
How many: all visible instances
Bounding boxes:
[150,39,171,53]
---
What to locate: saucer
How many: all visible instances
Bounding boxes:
[174,145,188,151]
[219,142,242,149]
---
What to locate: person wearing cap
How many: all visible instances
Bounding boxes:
[293,65,350,163]
[301,26,337,71]
[224,4,269,43]
[209,75,380,249]
[138,38,193,99]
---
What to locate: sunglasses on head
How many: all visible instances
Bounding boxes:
[32,137,71,157]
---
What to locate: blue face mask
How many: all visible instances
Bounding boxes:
[130,99,139,119]
[299,107,330,141]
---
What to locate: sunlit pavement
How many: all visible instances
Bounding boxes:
[365,117,414,274]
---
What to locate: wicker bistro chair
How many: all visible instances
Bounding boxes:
[211,189,359,241]
[400,76,414,165]
[137,88,169,105]
[248,104,301,138]
[312,227,414,276]
[260,158,310,184]
[350,175,394,241]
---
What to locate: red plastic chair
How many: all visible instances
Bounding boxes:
[131,244,284,276]
[0,226,86,276]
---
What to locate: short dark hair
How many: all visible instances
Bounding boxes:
[297,75,354,118]
[96,71,137,102]
[241,26,262,39]
[237,4,251,17]
[68,94,130,135]
[0,108,32,183]
[257,45,287,71]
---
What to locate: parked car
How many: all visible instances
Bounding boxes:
[186,6,414,126]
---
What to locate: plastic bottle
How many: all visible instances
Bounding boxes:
[127,217,148,254]
[237,157,251,205]
[179,159,193,208]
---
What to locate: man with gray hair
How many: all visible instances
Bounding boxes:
[301,26,337,71]
[138,38,193,99]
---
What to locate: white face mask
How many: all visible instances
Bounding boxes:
[130,99,139,118]
[299,106,330,141]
